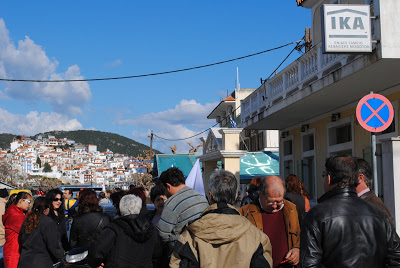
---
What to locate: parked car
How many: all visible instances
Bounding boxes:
[100,202,154,218]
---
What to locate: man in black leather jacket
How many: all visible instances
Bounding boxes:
[300,156,400,268]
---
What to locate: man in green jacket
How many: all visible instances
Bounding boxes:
[171,170,272,268]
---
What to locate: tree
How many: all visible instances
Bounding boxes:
[36,156,42,168]
[136,149,155,189]
[43,162,52,173]
[0,162,10,183]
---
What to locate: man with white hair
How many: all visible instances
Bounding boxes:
[170,170,272,268]
[88,194,162,268]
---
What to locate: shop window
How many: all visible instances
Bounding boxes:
[327,115,354,156]
[302,134,314,152]
[329,123,351,146]
[283,140,292,156]
[282,135,294,178]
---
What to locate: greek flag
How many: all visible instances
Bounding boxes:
[229,115,237,128]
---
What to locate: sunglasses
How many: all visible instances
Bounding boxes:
[53,198,62,202]
[23,199,32,204]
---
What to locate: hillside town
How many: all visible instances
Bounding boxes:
[0,135,149,187]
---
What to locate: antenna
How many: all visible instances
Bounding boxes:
[236,67,240,91]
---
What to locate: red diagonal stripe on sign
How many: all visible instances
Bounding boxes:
[364,102,386,125]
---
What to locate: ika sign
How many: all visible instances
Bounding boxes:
[321,4,372,53]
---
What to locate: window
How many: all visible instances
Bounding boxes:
[283,140,293,156]
[250,136,257,151]
[301,129,316,199]
[327,115,354,156]
[257,132,264,150]
[302,157,316,200]
[281,135,294,178]
[302,134,314,152]
[329,123,352,146]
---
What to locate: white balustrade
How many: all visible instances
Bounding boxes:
[270,76,284,98]
[241,42,347,124]
[285,65,299,89]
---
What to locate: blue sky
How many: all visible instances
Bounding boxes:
[0,1,310,153]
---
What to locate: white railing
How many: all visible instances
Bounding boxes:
[242,42,351,125]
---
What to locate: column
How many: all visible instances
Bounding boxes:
[381,137,400,234]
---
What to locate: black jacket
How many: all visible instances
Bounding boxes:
[18,215,64,268]
[48,210,69,251]
[284,192,305,225]
[300,187,400,268]
[88,213,162,268]
[240,186,259,207]
[69,211,110,249]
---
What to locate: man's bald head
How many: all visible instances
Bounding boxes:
[259,176,285,197]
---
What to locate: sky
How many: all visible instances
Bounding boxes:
[0,1,311,154]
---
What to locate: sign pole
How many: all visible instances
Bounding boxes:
[356,92,394,197]
[369,91,379,196]
[371,132,378,196]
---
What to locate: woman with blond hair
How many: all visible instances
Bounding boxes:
[18,196,64,268]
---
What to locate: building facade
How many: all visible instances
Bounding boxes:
[241,0,400,229]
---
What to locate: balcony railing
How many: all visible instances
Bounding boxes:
[241,42,353,125]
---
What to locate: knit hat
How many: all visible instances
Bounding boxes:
[0,189,8,198]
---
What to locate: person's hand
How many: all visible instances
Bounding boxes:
[285,248,299,265]
[97,263,104,268]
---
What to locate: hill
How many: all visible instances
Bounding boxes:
[0,133,15,151]
[0,130,161,156]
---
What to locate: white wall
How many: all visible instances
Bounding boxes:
[378,0,400,58]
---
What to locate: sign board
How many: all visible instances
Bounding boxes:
[356,94,394,132]
[321,4,372,53]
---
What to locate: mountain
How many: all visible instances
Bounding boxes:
[0,133,15,151]
[0,130,162,156]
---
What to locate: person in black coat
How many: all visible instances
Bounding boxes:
[69,189,110,249]
[46,189,69,251]
[18,197,64,268]
[88,194,162,268]
[240,177,262,207]
[284,174,306,225]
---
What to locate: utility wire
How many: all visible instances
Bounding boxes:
[153,105,241,141]
[266,37,304,80]
[154,38,304,142]
[0,40,302,83]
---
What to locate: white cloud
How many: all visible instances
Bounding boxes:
[0,108,83,136]
[120,99,217,153]
[0,19,92,115]
[106,59,122,67]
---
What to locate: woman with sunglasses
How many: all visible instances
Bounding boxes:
[46,189,69,251]
[2,191,32,268]
[18,197,64,268]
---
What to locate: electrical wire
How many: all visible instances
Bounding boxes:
[153,106,240,141]
[0,40,302,83]
[153,38,305,142]
[266,37,304,80]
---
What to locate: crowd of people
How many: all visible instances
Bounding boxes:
[0,155,398,267]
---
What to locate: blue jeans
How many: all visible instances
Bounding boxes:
[0,245,4,268]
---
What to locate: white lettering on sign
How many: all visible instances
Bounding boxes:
[322,5,372,53]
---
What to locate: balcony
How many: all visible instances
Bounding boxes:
[241,40,400,130]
